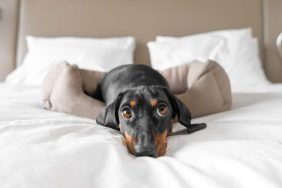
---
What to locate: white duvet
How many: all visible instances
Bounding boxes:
[0,83,282,188]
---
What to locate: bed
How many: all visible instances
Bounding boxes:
[1,83,282,188]
[1,0,282,188]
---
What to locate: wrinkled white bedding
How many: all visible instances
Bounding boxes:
[0,83,282,188]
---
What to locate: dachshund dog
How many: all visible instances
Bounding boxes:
[95,64,206,157]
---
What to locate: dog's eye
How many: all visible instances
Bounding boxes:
[121,108,132,120]
[157,104,168,116]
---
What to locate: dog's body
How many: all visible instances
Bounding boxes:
[95,64,206,157]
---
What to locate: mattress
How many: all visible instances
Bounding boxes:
[0,83,282,188]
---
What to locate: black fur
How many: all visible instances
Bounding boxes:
[95,64,207,156]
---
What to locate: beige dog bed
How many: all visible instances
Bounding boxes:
[42,60,231,119]
[42,62,105,119]
[160,60,232,118]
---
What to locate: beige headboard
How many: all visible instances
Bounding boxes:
[17,0,263,66]
[0,0,19,81]
[1,0,282,82]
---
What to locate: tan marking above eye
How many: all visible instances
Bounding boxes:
[150,98,158,107]
[129,100,136,108]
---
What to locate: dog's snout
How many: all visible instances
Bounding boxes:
[134,131,155,157]
[137,131,152,146]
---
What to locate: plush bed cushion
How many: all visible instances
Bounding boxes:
[41,60,231,119]
[160,60,232,117]
[1,83,282,188]
[42,62,105,119]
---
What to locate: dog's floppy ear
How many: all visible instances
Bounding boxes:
[163,88,192,125]
[96,93,123,131]
[163,88,207,134]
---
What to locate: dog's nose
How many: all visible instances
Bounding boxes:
[135,150,156,157]
[134,132,155,157]
[134,145,156,157]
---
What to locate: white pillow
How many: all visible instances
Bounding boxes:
[5,36,136,86]
[149,28,270,92]
[156,28,253,42]
[147,34,224,70]
[217,38,269,92]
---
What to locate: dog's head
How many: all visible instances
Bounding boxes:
[96,86,192,157]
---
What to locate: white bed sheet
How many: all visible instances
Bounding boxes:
[0,83,282,188]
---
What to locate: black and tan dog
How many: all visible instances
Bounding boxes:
[95,64,207,157]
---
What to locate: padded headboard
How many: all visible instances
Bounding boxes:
[5,0,282,82]
[0,0,19,80]
[17,0,263,66]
